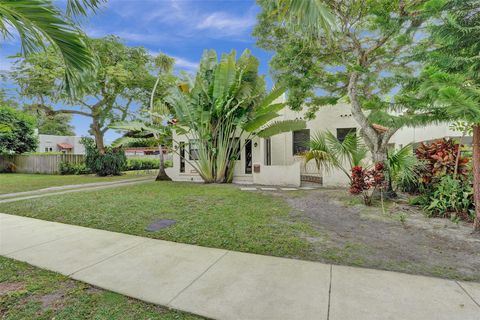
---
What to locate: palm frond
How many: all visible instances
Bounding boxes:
[66,0,105,17]
[257,119,306,138]
[0,0,95,96]
[275,0,337,38]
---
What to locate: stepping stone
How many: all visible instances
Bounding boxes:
[240,187,257,191]
[260,187,277,191]
[145,219,176,232]
[281,188,298,191]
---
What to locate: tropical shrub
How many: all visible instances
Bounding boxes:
[415,139,469,189]
[350,162,387,206]
[386,144,425,194]
[81,138,126,176]
[167,49,305,183]
[125,158,172,171]
[304,130,368,181]
[59,162,91,175]
[424,175,475,223]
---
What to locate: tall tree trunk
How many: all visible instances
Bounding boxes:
[156,144,171,181]
[472,124,480,232]
[91,119,105,154]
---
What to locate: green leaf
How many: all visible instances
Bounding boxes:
[257,119,306,138]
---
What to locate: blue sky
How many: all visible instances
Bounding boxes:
[0,0,272,144]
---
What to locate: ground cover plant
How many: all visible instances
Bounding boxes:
[0,256,202,320]
[0,173,152,195]
[0,182,316,259]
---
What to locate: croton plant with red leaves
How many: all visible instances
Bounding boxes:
[415,138,469,187]
[350,162,387,205]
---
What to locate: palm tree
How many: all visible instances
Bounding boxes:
[0,0,104,94]
[303,131,368,181]
[111,53,176,181]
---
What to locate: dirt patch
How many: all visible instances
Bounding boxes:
[37,290,65,309]
[0,282,25,295]
[280,188,480,281]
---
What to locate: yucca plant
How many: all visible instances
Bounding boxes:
[304,130,368,181]
[0,0,104,95]
[167,49,306,183]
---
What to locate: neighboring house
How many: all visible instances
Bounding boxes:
[37,134,85,154]
[167,101,469,187]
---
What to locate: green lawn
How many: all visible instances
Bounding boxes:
[0,172,154,195]
[0,182,316,259]
[0,256,202,320]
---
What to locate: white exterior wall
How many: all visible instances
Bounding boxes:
[37,134,85,154]
[167,100,466,187]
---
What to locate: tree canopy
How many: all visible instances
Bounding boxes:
[0,106,37,154]
[10,36,157,153]
[254,0,445,161]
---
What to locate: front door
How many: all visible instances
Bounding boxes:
[245,139,252,174]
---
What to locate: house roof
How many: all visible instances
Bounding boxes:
[372,124,388,133]
[57,143,73,149]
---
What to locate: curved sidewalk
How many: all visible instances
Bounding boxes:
[1,213,479,320]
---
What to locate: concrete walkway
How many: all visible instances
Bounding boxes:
[1,213,479,320]
[0,177,153,204]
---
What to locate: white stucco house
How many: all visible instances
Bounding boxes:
[37,134,85,154]
[166,101,468,187]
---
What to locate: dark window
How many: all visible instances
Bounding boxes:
[336,128,356,143]
[292,129,310,155]
[179,142,185,173]
[265,138,271,166]
[189,140,199,160]
[245,139,252,174]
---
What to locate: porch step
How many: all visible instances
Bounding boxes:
[301,175,323,185]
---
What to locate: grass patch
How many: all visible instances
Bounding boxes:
[0,182,317,259]
[0,256,202,320]
[0,172,153,195]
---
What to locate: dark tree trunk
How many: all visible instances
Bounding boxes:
[156,145,171,181]
[91,119,105,154]
[472,124,480,232]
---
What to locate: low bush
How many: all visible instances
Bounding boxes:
[59,162,91,175]
[415,138,469,189]
[350,162,387,206]
[0,161,16,173]
[423,175,475,223]
[125,158,172,171]
[82,138,126,176]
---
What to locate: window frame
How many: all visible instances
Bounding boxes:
[292,129,311,156]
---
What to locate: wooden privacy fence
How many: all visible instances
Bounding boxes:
[0,154,85,174]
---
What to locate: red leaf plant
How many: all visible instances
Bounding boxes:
[350,162,387,205]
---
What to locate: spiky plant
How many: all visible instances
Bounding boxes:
[304,130,368,181]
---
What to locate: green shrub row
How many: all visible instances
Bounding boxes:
[59,162,91,175]
[125,157,172,171]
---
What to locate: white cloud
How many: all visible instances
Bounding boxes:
[196,11,256,36]
[172,56,198,71]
